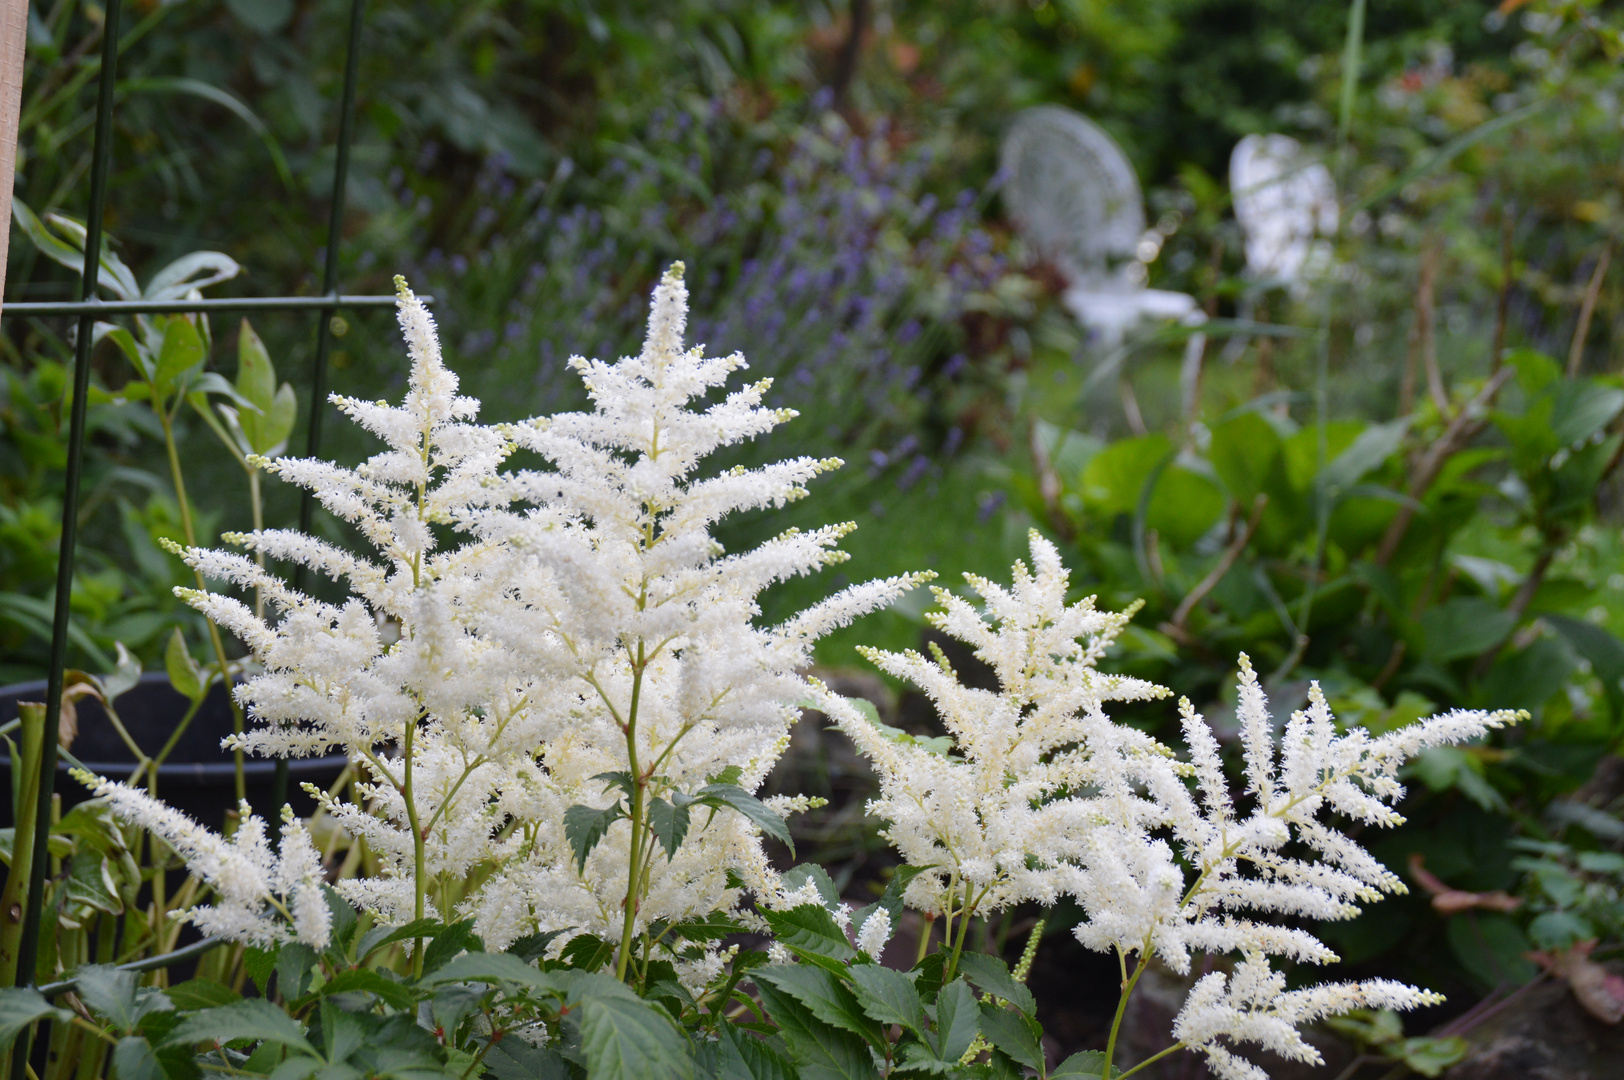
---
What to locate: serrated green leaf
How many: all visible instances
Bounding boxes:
[955,954,1035,1017]
[422,919,482,974]
[0,988,72,1049]
[848,964,924,1036]
[754,980,878,1080]
[421,952,560,995]
[696,784,794,854]
[358,918,443,963]
[112,1035,166,1080]
[978,1002,1043,1073]
[558,934,616,972]
[1052,1050,1118,1078]
[932,979,980,1064]
[75,964,166,1031]
[485,1037,570,1080]
[276,943,317,1002]
[165,978,240,1010]
[756,965,885,1049]
[565,802,625,873]
[761,904,857,973]
[317,969,415,1010]
[160,998,316,1054]
[566,991,694,1080]
[649,797,691,860]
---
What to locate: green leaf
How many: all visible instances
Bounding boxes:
[1445,913,1537,990]
[1080,433,1175,517]
[1208,411,1285,506]
[1322,418,1409,493]
[1419,598,1516,664]
[754,980,879,1080]
[153,317,206,394]
[63,850,124,915]
[112,1036,167,1080]
[160,998,317,1054]
[1052,1050,1119,1078]
[421,952,559,996]
[761,904,857,973]
[848,964,924,1037]
[558,933,616,972]
[978,1002,1043,1073]
[649,797,691,860]
[145,251,243,302]
[756,965,885,1049]
[698,1024,797,1080]
[0,988,71,1050]
[565,802,625,873]
[1528,910,1594,950]
[1144,465,1226,548]
[358,918,443,962]
[243,947,277,995]
[954,954,1035,1017]
[315,969,413,1011]
[10,200,141,300]
[75,964,167,1031]
[485,1037,571,1080]
[932,979,981,1064]
[95,325,153,382]
[696,784,794,855]
[780,865,841,910]
[163,628,204,702]
[1399,1036,1468,1078]
[1551,382,1624,448]
[164,978,240,1010]
[566,991,694,1080]
[422,919,483,974]
[276,942,318,1001]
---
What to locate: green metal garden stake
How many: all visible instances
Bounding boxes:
[13,0,122,1073]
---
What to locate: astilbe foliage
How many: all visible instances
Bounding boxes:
[821,531,1522,1080]
[115,264,919,968]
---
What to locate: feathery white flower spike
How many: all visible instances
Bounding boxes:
[159,265,919,955]
[827,530,1522,1079]
[75,772,330,949]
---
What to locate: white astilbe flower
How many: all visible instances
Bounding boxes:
[826,531,1523,1078]
[856,908,892,960]
[76,772,329,948]
[1172,955,1443,1080]
[161,265,919,955]
[820,530,1172,919]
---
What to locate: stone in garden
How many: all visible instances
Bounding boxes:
[1000,104,1199,344]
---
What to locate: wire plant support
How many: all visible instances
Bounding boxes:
[8,0,388,1063]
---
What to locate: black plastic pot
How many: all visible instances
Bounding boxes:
[0,672,347,828]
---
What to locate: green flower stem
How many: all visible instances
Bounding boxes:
[1116,1042,1186,1080]
[402,713,428,978]
[157,405,249,802]
[1104,948,1151,1080]
[615,640,649,983]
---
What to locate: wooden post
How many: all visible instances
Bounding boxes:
[0,0,26,323]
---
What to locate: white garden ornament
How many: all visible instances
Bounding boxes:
[1229,133,1338,287]
[1000,104,1201,345]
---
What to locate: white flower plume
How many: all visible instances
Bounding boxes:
[163,265,919,956]
[826,530,1523,1078]
[76,772,329,948]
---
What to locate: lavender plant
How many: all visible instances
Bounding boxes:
[5,266,1523,1080]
